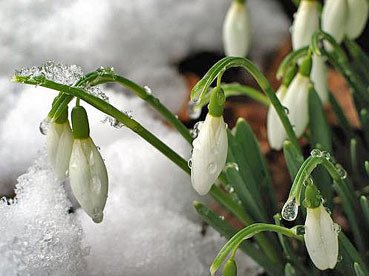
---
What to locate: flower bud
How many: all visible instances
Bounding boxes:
[311,56,329,103]
[191,88,228,195]
[223,0,251,57]
[345,0,369,39]
[223,259,237,276]
[291,0,320,50]
[69,106,108,223]
[304,204,339,270]
[47,107,73,179]
[322,0,348,44]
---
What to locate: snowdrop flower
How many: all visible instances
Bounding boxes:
[267,66,297,150]
[282,56,312,138]
[69,105,108,223]
[191,87,228,195]
[304,183,339,270]
[291,0,320,50]
[223,0,251,57]
[322,0,348,44]
[47,107,73,179]
[310,55,329,103]
[267,57,312,149]
[345,0,369,39]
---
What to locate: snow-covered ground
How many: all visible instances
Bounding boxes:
[0,0,289,274]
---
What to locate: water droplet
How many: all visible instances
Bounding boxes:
[325,207,332,215]
[283,106,289,115]
[188,159,193,169]
[144,86,152,95]
[187,101,202,119]
[310,149,322,157]
[321,151,331,160]
[191,121,203,138]
[337,255,343,263]
[219,216,225,221]
[333,223,341,234]
[296,225,305,235]
[282,198,298,221]
[335,164,347,179]
[207,162,217,174]
[39,118,51,135]
[224,162,239,172]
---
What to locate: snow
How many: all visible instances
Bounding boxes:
[0,0,289,274]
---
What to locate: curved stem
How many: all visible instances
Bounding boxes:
[289,155,365,252]
[48,71,193,144]
[190,56,301,153]
[210,223,302,275]
[277,46,309,79]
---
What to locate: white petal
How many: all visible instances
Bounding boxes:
[69,138,108,223]
[345,0,369,39]
[311,56,329,104]
[47,122,74,179]
[223,1,251,57]
[282,74,310,137]
[191,114,228,195]
[291,0,320,50]
[322,0,348,44]
[267,86,288,150]
[305,205,339,270]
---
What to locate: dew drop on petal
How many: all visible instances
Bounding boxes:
[207,162,217,174]
[332,223,341,234]
[39,118,51,135]
[281,198,298,221]
[188,158,193,169]
[187,101,201,119]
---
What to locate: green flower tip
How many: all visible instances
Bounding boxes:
[208,87,225,117]
[304,183,322,209]
[54,106,69,124]
[282,65,297,87]
[299,55,312,77]
[71,105,90,139]
[223,259,237,276]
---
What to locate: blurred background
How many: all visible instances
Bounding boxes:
[0,0,368,275]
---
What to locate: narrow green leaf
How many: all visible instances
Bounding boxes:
[234,118,277,216]
[328,92,354,137]
[360,196,369,232]
[226,130,267,221]
[339,233,369,276]
[360,109,369,145]
[354,262,367,276]
[284,263,297,276]
[283,141,304,180]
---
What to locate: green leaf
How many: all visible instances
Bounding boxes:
[328,92,354,138]
[283,141,304,180]
[360,196,369,233]
[234,118,276,216]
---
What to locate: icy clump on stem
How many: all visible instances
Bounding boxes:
[0,153,85,275]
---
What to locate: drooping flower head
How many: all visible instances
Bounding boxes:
[191,87,228,195]
[47,106,73,179]
[304,183,339,270]
[291,0,320,51]
[223,0,251,57]
[69,105,109,223]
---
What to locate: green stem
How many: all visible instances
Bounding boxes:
[190,56,301,154]
[210,223,302,275]
[289,155,365,253]
[277,46,309,79]
[49,71,193,144]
